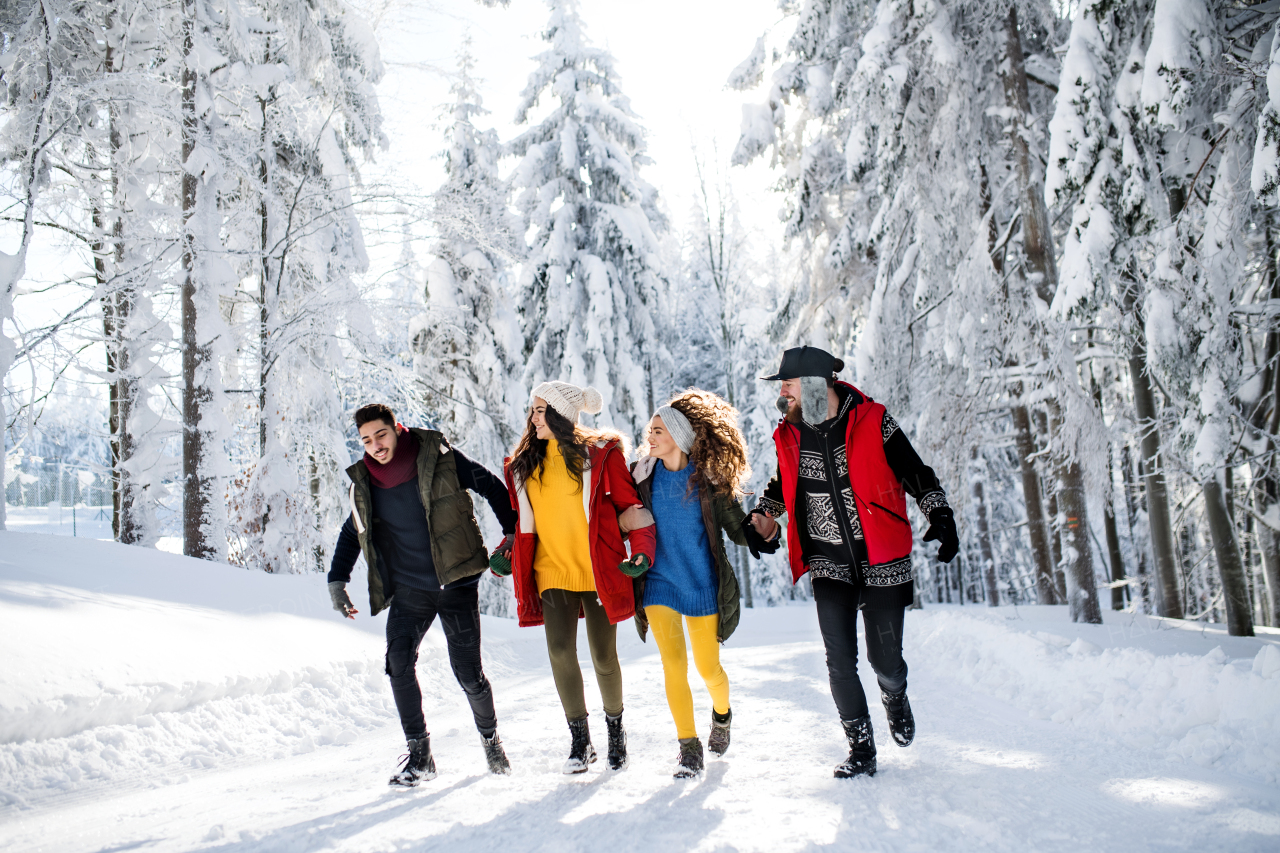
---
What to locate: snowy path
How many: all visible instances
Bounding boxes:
[2,531,1280,852]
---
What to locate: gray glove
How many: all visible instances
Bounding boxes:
[328,581,357,618]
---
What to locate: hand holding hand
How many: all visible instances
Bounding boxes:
[328,581,358,619]
[750,510,780,542]
[489,533,515,577]
[923,506,959,563]
[618,553,651,578]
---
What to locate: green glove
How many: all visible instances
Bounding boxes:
[489,534,514,577]
[618,553,651,578]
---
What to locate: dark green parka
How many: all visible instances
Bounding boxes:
[345,428,489,615]
[629,455,747,643]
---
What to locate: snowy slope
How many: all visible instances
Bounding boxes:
[2,530,1280,852]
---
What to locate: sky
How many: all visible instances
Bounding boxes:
[359,0,788,272]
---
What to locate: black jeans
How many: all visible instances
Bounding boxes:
[385,584,497,740]
[813,577,908,722]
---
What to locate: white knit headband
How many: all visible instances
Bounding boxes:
[655,405,695,454]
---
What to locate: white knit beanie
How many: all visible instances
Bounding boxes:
[654,405,695,454]
[531,381,603,424]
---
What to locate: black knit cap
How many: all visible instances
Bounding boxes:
[760,346,845,381]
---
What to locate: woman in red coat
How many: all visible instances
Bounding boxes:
[491,381,655,774]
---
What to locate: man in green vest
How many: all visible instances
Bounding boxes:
[327,403,518,786]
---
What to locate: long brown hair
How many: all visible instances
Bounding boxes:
[647,389,751,499]
[509,403,627,492]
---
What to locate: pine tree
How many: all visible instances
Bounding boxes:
[412,42,523,466]
[508,0,672,439]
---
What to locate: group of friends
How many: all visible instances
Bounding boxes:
[326,345,961,786]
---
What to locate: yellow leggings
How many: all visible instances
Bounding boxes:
[646,605,730,740]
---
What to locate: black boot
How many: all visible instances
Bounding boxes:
[563,718,597,775]
[606,711,628,770]
[834,716,877,779]
[481,731,511,775]
[673,737,704,779]
[707,707,731,757]
[389,735,437,786]
[881,687,915,747]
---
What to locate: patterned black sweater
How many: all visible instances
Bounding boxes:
[760,385,949,609]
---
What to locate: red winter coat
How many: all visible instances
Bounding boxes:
[503,439,656,627]
[773,382,914,584]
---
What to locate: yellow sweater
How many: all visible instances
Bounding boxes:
[528,439,595,594]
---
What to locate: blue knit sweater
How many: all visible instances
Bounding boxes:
[643,462,718,617]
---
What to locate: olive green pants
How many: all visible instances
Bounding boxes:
[541,588,623,721]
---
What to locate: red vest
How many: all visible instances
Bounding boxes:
[773,382,914,584]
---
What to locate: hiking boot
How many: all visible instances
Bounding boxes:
[606,711,628,771]
[481,731,511,775]
[707,707,732,757]
[563,718,597,775]
[834,716,877,779]
[881,687,915,747]
[673,737,704,779]
[389,736,437,787]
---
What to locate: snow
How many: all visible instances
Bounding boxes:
[4,531,1280,851]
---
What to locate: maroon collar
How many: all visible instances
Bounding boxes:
[364,425,419,489]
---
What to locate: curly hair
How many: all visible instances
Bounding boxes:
[509,403,628,492]
[646,388,751,499]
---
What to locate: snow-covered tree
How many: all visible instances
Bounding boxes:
[411,43,523,467]
[508,0,672,440]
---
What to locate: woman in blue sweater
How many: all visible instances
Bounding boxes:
[627,390,776,778]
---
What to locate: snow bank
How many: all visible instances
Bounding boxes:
[0,531,502,804]
[910,607,1280,783]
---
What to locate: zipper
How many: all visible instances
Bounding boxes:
[818,424,861,581]
[870,501,909,525]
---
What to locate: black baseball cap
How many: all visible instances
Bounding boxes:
[760,346,845,381]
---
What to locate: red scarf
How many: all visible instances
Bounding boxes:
[364,424,419,489]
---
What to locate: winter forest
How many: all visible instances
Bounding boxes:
[3,0,1280,641]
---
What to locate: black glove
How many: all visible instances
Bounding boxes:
[328,581,357,618]
[742,514,781,559]
[923,506,959,563]
[618,553,651,578]
[489,533,515,577]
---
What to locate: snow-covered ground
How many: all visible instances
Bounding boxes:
[2,530,1279,852]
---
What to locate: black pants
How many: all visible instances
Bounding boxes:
[813,577,908,722]
[385,584,497,740]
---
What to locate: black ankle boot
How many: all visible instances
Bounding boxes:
[389,735,437,786]
[481,731,511,775]
[673,737,704,779]
[881,687,915,747]
[708,707,732,757]
[564,718,597,775]
[606,711,628,770]
[834,716,877,779]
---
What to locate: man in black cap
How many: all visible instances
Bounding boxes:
[750,346,958,778]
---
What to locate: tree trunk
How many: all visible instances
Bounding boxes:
[1088,349,1127,610]
[1034,405,1068,602]
[1104,496,1127,610]
[1203,476,1254,636]
[1011,401,1057,603]
[181,0,218,560]
[1002,5,1099,623]
[971,446,999,606]
[101,14,143,545]
[1252,470,1280,627]
[1127,339,1183,618]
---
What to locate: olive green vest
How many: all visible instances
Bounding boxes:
[346,428,489,615]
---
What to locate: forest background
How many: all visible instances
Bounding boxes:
[3,0,1277,637]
